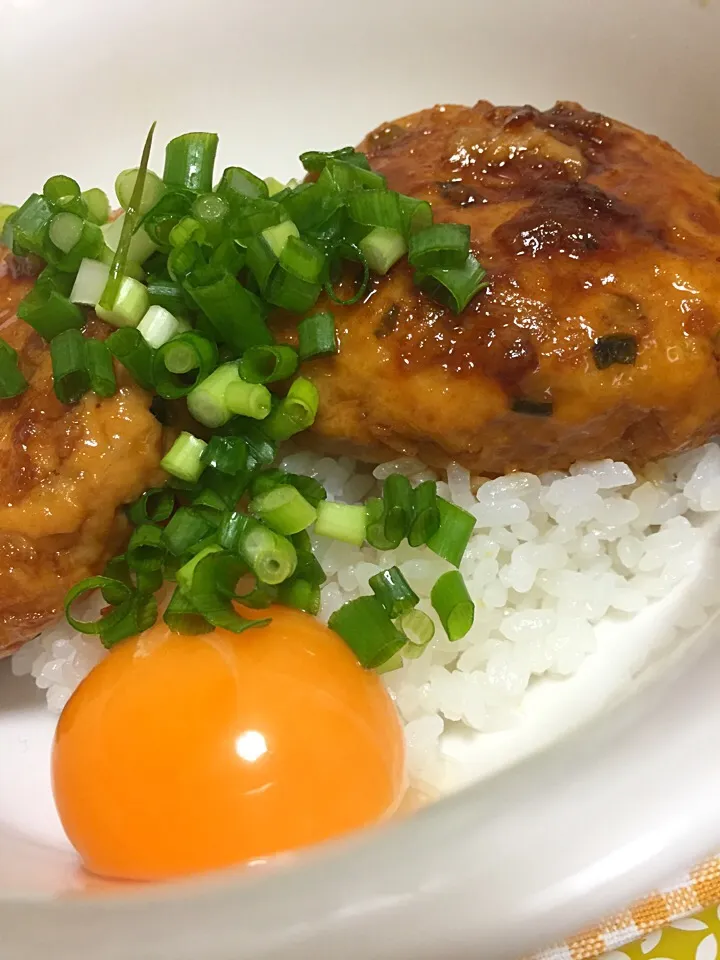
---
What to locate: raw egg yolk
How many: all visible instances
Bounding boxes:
[52,605,405,881]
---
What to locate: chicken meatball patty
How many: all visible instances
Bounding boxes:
[0,250,164,656]
[277,101,720,475]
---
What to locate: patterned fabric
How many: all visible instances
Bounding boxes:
[532,858,720,960]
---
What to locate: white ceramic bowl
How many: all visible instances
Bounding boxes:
[3,0,720,957]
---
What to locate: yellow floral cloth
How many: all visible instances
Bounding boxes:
[533,857,720,960]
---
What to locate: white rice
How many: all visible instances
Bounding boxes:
[12,442,720,793]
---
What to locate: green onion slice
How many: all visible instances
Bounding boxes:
[163,132,219,194]
[106,327,155,390]
[237,519,297,585]
[50,329,90,404]
[417,254,488,314]
[84,338,117,398]
[127,487,175,526]
[185,266,272,352]
[431,570,475,641]
[200,435,248,475]
[160,431,207,483]
[399,609,435,655]
[328,596,407,669]
[116,167,165,214]
[162,506,216,557]
[382,474,413,548]
[164,585,212,635]
[408,480,441,547]
[249,484,317,536]
[127,523,166,573]
[408,223,471,271]
[0,341,28,399]
[279,578,321,615]
[314,500,366,547]
[17,271,85,341]
[239,345,298,384]
[427,498,476,567]
[369,566,419,619]
[297,311,337,361]
[153,332,218,399]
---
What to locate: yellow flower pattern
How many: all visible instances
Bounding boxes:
[605,907,720,960]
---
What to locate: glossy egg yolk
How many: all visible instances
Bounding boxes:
[51,605,405,882]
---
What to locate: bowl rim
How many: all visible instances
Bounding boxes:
[2,619,720,960]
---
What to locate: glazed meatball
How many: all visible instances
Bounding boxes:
[276,101,720,475]
[0,250,164,656]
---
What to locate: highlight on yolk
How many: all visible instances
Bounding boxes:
[51,605,405,882]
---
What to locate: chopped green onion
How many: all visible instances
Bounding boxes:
[265,267,321,313]
[287,473,327,508]
[249,484,317,536]
[48,220,104,273]
[382,474,413,548]
[427,498,476,567]
[99,245,146,282]
[262,219,299,257]
[186,361,240,428]
[324,246,370,306]
[164,586,212,635]
[328,596,406,669]
[84,338,117,398]
[348,189,402,232]
[279,578,321,615]
[101,555,133,604]
[217,510,252,553]
[0,340,28,399]
[314,500,366,546]
[0,204,18,233]
[147,278,187,314]
[246,235,278,291]
[48,212,83,254]
[264,176,286,197]
[280,236,325,283]
[359,227,407,274]
[224,378,272,420]
[300,146,372,174]
[408,480,440,547]
[106,327,154,390]
[191,487,228,520]
[292,529,327,585]
[100,122,156,311]
[115,167,165,214]
[369,566,419,619]
[7,193,54,256]
[43,175,80,204]
[216,166,268,203]
[191,192,228,244]
[127,487,175,526]
[239,345,298,384]
[320,158,386,191]
[297,311,337,361]
[50,329,90,404]
[281,181,345,233]
[264,377,320,440]
[70,258,110,306]
[127,523,166,573]
[167,240,202,282]
[137,304,183,348]
[95,276,149,328]
[162,506,215,556]
[365,497,395,550]
[399,609,435,654]
[153,331,218,398]
[101,214,158,265]
[431,570,474,641]
[375,652,404,674]
[238,520,297,585]
[185,266,272,351]
[417,253,488,314]
[408,223,471,271]
[141,189,194,247]
[64,575,132,633]
[160,431,207,482]
[399,196,433,237]
[224,419,276,469]
[169,216,205,248]
[200,435,248,475]
[163,132,218,194]
[181,548,269,634]
[82,188,110,225]
[211,238,246,274]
